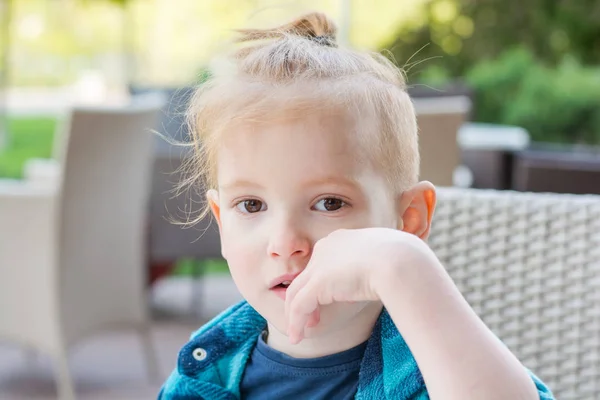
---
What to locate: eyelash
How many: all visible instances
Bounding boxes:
[233,198,266,215]
[312,196,350,213]
[232,196,351,215]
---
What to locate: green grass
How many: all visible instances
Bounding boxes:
[0,117,57,178]
[173,258,230,276]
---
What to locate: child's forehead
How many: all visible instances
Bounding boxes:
[212,78,380,131]
[221,93,379,143]
[221,106,377,159]
[222,111,363,157]
[208,81,398,186]
[215,109,383,184]
[216,134,388,199]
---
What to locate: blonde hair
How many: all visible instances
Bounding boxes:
[182,12,419,222]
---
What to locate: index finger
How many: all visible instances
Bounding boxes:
[287,282,319,344]
[285,268,311,324]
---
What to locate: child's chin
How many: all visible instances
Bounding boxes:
[283,307,349,332]
[262,302,373,338]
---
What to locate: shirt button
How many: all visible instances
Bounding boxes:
[192,347,208,361]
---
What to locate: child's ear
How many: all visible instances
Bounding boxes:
[396,181,436,240]
[206,189,227,259]
[206,189,221,228]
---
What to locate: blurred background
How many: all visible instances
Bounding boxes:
[1,0,599,399]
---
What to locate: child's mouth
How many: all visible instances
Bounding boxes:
[271,281,291,299]
[269,273,299,299]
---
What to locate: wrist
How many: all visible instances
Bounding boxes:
[368,234,410,301]
[369,233,440,304]
[371,256,404,304]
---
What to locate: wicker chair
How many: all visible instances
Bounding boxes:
[430,187,600,400]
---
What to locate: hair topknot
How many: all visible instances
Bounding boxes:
[227,11,406,85]
[236,12,338,46]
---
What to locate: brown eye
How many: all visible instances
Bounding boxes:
[314,198,345,212]
[238,199,264,213]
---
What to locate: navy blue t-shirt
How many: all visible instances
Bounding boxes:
[240,332,367,400]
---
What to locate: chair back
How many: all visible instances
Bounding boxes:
[414,96,471,186]
[56,101,162,342]
[431,187,600,399]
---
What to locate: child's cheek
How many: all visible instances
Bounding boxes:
[224,236,266,304]
[221,220,265,267]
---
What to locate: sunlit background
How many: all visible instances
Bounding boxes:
[1,1,600,399]
[2,0,600,175]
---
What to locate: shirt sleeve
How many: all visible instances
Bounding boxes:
[528,369,555,400]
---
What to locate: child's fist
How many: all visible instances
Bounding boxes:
[284,227,434,344]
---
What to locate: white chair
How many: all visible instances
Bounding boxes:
[413,96,472,187]
[430,187,600,400]
[0,101,163,399]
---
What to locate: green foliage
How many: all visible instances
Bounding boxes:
[465,48,600,144]
[414,64,452,87]
[386,0,600,78]
[386,0,600,144]
[0,117,57,178]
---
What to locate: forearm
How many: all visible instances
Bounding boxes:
[374,244,538,400]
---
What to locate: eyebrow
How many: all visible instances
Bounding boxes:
[219,176,359,192]
[219,179,265,191]
[300,175,360,189]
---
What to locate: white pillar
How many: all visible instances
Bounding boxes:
[0,0,12,150]
[338,0,351,46]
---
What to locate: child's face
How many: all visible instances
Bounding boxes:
[208,111,398,340]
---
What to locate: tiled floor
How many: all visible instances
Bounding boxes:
[0,276,243,400]
[0,322,194,400]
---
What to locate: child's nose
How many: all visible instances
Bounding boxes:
[267,226,311,260]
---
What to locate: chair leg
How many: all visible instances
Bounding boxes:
[54,351,76,400]
[139,324,161,382]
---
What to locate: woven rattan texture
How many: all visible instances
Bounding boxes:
[429,188,600,399]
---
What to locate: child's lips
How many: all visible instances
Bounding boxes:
[269,271,301,300]
[268,272,301,289]
[271,286,288,300]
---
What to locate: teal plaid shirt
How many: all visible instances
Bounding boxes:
[159,301,554,400]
